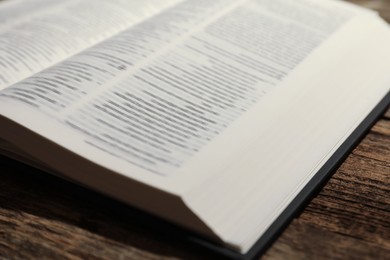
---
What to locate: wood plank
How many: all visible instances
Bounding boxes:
[383,107,390,120]
[263,220,390,260]
[349,0,390,22]
[0,164,213,259]
[264,111,390,259]
[0,0,389,259]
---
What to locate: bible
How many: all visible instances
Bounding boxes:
[0,0,389,258]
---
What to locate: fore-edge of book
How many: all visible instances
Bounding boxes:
[0,0,389,258]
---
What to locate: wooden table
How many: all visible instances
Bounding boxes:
[1,1,389,259]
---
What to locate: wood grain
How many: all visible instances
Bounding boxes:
[263,118,390,259]
[1,0,390,259]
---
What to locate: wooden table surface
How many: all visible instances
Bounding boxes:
[1,0,390,259]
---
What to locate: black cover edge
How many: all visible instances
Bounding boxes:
[1,92,389,260]
[240,91,390,260]
[183,91,390,260]
[119,90,390,260]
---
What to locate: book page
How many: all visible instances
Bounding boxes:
[181,7,390,255]
[0,0,181,90]
[0,0,360,179]
[1,0,388,252]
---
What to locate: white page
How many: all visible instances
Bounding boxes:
[0,0,388,252]
[182,13,390,254]
[0,0,363,179]
[0,0,181,90]
[0,0,242,178]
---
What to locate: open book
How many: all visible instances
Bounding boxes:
[1,0,390,258]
